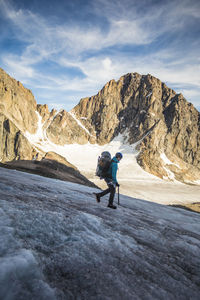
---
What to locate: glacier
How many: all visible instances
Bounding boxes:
[0,167,200,299]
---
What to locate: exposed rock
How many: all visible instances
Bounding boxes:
[164,94,200,168]
[45,109,93,145]
[72,73,200,182]
[0,151,97,187]
[0,113,36,162]
[37,104,50,122]
[171,202,200,214]
[43,151,77,169]
[0,68,38,134]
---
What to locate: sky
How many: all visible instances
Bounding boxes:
[0,0,200,112]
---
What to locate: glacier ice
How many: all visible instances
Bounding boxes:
[0,168,200,299]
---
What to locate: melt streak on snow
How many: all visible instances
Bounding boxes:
[25,113,200,205]
[0,168,200,300]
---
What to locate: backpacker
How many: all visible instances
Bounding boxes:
[96,151,112,179]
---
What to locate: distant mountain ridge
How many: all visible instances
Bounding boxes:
[0,67,200,183]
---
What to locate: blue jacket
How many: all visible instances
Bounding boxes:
[107,156,119,184]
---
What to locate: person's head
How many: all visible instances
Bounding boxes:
[115,152,123,161]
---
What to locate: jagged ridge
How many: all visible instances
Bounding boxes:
[0,68,200,183]
[71,73,200,182]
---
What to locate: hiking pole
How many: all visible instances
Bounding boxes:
[118,186,120,206]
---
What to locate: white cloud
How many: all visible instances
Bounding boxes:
[2,55,35,81]
[0,0,158,62]
[0,0,200,110]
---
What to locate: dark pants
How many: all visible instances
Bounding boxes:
[98,180,116,205]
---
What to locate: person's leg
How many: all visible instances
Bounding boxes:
[94,179,116,207]
[94,187,110,202]
[108,184,116,206]
[98,188,110,197]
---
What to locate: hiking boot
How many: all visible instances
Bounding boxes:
[94,193,100,203]
[107,204,117,209]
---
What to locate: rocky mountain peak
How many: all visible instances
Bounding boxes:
[37,104,50,122]
[0,68,40,162]
[72,72,176,145]
[0,68,200,183]
[71,72,200,182]
[0,68,38,134]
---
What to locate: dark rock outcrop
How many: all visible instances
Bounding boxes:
[0,151,97,187]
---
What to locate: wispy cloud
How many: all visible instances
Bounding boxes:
[0,0,200,111]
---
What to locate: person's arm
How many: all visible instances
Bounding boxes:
[111,162,118,184]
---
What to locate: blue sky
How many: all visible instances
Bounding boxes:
[0,0,200,111]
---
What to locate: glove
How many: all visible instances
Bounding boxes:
[116,182,120,187]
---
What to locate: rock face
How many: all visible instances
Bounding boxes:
[35,105,94,145]
[0,68,38,134]
[45,110,93,145]
[72,73,200,182]
[0,114,36,162]
[72,73,174,144]
[0,68,38,162]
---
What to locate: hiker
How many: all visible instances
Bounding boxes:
[94,152,123,209]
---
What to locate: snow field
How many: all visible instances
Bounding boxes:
[24,112,200,205]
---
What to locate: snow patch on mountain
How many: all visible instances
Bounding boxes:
[25,111,47,145]
[160,152,180,169]
[146,92,152,98]
[24,112,200,205]
[68,111,95,137]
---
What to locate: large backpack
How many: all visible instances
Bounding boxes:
[96,151,112,179]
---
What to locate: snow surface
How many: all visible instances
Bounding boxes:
[24,113,200,205]
[160,153,180,169]
[0,167,200,300]
[146,92,152,98]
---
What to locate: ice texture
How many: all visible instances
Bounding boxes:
[0,168,200,299]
